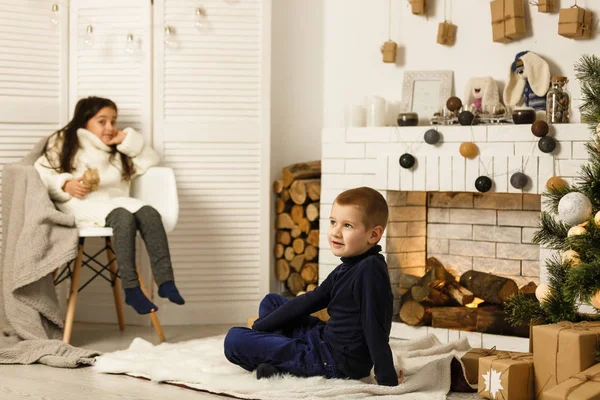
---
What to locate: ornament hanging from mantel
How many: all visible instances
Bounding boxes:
[490,0,526,43]
[537,0,555,13]
[410,0,426,15]
[558,5,592,39]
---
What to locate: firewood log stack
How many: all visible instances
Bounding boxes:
[399,257,534,337]
[273,161,321,295]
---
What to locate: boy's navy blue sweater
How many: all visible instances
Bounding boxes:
[253,245,397,386]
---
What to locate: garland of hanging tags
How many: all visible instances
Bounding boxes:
[437,0,457,46]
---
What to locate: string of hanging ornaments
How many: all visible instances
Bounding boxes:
[397,95,561,193]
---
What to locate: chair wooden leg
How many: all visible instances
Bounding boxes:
[137,266,166,342]
[106,238,125,331]
[63,242,85,344]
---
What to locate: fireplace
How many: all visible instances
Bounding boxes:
[318,123,591,349]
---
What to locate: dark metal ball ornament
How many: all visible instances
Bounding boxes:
[424,129,441,145]
[475,176,493,193]
[399,153,416,169]
[510,172,529,189]
[538,136,557,154]
[531,120,549,137]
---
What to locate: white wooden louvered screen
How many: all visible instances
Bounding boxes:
[68,0,152,325]
[153,0,270,324]
[0,0,67,252]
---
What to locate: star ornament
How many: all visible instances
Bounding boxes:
[482,368,504,399]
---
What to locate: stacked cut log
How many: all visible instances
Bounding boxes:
[273,161,321,295]
[398,257,535,337]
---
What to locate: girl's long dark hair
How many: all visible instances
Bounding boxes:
[43,96,135,181]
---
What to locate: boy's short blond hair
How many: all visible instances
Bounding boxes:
[334,187,389,230]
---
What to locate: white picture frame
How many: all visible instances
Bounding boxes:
[402,70,453,123]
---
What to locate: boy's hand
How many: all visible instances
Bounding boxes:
[63,177,91,199]
[106,130,126,145]
[374,370,404,385]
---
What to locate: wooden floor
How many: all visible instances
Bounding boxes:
[0,323,233,400]
[0,322,479,400]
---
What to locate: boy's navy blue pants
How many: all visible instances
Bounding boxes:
[224,293,342,379]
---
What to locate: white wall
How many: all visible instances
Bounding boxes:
[323,0,600,128]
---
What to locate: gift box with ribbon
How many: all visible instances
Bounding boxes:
[540,363,600,400]
[437,21,457,46]
[478,352,534,400]
[490,0,526,43]
[558,6,592,39]
[461,347,498,385]
[533,322,600,395]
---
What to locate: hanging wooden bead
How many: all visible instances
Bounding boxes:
[546,176,568,190]
[459,142,478,158]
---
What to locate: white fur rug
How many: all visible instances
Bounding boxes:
[93,334,471,400]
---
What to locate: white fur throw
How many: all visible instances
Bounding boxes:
[94,333,472,399]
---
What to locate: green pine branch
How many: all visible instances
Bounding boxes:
[504,294,547,326]
[532,212,569,251]
[566,260,600,304]
[542,257,578,323]
[575,54,600,128]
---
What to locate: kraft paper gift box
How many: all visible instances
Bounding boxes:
[490,0,526,43]
[533,322,600,394]
[410,0,425,15]
[538,0,554,13]
[558,6,593,39]
[437,22,457,46]
[540,363,600,400]
[461,347,499,385]
[478,352,534,400]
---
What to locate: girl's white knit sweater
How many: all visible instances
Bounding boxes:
[34,127,160,228]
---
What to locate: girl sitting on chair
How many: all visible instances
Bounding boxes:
[34,96,184,314]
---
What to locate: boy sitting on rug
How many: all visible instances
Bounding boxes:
[224,187,402,386]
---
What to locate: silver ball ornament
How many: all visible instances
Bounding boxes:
[558,192,592,225]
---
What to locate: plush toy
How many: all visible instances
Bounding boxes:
[82,167,100,191]
[464,76,501,114]
[503,51,551,111]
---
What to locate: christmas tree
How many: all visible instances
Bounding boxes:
[506,54,600,326]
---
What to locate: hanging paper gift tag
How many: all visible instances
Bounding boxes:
[437,21,457,46]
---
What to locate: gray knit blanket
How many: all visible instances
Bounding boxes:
[0,140,99,367]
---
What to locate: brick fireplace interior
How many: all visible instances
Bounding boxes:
[386,190,541,316]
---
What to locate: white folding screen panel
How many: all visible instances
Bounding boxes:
[68,0,152,325]
[0,0,68,250]
[153,0,270,324]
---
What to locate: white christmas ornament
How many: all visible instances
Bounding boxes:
[536,283,550,302]
[482,368,504,399]
[558,192,592,225]
[591,290,600,309]
[568,226,586,237]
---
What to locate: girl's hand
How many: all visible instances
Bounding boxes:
[63,177,91,199]
[106,130,126,145]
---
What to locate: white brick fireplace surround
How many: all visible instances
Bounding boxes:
[318,123,592,351]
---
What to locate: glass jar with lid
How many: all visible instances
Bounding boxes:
[546,76,570,124]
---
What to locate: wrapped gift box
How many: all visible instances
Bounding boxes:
[461,347,498,385]
[538,0,554,13]
[540,363,600,400]
[478,352,534,400]
[558,6,592,38]
[490,0,526,43]
[437,22,457,46]
[533,322,600,394]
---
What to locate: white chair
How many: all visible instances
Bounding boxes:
[54,167,179,344]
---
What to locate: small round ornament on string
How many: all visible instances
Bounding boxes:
[475,176,493,193]
[510,172,529,189]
